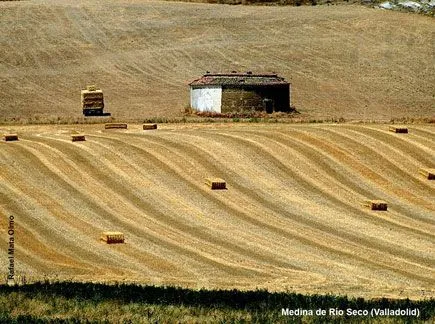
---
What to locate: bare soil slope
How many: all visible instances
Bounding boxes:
[0,123,434,299]
[0,0,434,121]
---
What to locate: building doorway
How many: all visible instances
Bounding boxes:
[263,98,274,114]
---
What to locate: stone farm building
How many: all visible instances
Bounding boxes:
[189,72,291,113]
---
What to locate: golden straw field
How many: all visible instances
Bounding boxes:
[0,0,434,304]
[0,0,434,121]
[0,123,434,299]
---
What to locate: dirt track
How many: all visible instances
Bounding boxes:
[0,123,433,298]
[0,0,434,120]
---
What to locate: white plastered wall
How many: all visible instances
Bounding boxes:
[190,86,222,113]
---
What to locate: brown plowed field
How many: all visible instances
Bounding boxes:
[0,0,434,121]
[0,123,434,299]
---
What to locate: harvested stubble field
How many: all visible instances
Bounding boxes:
[0,123,434,299]
[0,0,434,121]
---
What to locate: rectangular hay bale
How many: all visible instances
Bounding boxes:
[105,123,128,129]
[205,178,226,190]
[389,126,408,133]
[82,93,103,100]
[101,231,124,244]
[3,134,18,141]
[143,123,157,130]
[71,134,86,142]
[419,168,435,180]
[365,200,388,211]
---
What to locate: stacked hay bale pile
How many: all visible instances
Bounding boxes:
[81,85,105,116]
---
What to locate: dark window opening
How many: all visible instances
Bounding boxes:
[263,98,274,114]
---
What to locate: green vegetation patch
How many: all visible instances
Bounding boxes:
[0,282,434,322]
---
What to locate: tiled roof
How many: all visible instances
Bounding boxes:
[189,72,289,86]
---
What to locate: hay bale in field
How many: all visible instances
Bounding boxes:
[419,168,435,180]
[364,200,388,211]
[143,123,157,130]
[3,134,18,141]
[101,231,124,244]
[71,134,86,142]
[389,126,408,133]
[81,85,105,116]
[205,178,226,190]
[105,123,128,129]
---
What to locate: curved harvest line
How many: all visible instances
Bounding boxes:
[107,131,435,284]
